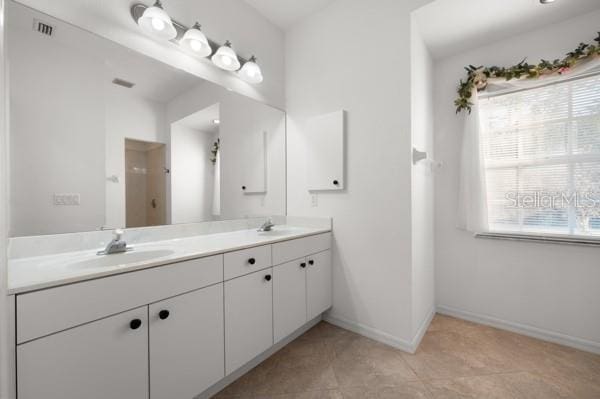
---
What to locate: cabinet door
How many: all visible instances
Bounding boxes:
[306,110,345,191]
[225,269,273,375]
[149,284,224,399]
[17,307,148,399]
[273,258,307,343]
[307,250,333,320]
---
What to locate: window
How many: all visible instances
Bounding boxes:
[479,73,600,238]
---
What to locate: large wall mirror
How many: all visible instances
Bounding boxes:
[7,1,286,237]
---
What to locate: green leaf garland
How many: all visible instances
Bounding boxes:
[455,31,600,114]
[210,138,220,165]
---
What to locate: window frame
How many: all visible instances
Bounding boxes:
[477,72,600,241]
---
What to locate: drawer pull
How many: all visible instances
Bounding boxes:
[159,310,170,320]
[300,262,307,268]
[308,260,315,265]
[248,258,256,265]
[129,319,142,330]
[264,274,272,282]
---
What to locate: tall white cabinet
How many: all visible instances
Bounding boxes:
[306,110,345,191]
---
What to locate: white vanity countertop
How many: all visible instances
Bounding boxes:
[8,225,330,295]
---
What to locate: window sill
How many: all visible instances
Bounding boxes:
[474,232,600,247]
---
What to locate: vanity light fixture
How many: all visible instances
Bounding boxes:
[239,56,263,84]
[212,41,241,71]
[212,119,220,125]
[132,3,263,83]
[539,0,555,3]
[137,0,177,40]
[180,22,212,57]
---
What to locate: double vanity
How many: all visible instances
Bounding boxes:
[4,2,339,398]
[8,219,332,399]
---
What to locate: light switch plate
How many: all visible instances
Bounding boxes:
[53,193,81,206]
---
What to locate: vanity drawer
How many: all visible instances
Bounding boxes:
[272,233,331,265]
[224,245,272,280]
[16,255,223,344]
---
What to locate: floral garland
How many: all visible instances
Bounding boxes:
[455,32,600,114]
[210,138,220,164]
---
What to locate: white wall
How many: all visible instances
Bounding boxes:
[15,0,285,109]
[171,125,217,224]
[286,0,433,349]
[434,10,600,351]
[410,19,435,338]
[8,10,105,236]
[167,82,286,220]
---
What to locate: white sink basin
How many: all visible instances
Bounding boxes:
[68,249,175,270]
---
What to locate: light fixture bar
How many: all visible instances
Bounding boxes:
[130,3,250,65]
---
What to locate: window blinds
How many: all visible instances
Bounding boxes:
[479,73,600,237]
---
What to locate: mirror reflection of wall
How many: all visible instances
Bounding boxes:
[170,104,221,224]
[7,1,286,237]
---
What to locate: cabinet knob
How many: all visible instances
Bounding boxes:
[248,258,256,265]
[159,310,170,320]
[130,319,142,330]
[333,180,339,186]
[308,260,315,265]
[300,262,307,268]
[264,274,272,281]
[242,186,246,190]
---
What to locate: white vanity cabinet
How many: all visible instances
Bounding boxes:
[149,284,224,399]
[307,250,333,320]
[13,231,332,399]
[225,268,274,375]
[273,258,308,343]
[272,249,333,344]
[17,307,149,399]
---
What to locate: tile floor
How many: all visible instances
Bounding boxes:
[214,314,600,398]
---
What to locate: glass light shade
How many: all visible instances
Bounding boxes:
[239,57,263,84]
[138,1,177,40]
[181,23,211,57]
[212,41,241,71]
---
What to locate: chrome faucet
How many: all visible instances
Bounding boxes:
[257,218,275,232]
[98,229,131,255]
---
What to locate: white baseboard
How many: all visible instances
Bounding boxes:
[324,308,435,354]
[437,305,600,355]
[410,306,436,351]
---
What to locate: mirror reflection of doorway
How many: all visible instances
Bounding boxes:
[170,103,221,224]
[125,139,167,228]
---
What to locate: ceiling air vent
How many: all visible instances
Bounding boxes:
[33,19,54,36]
[112,78,136,89]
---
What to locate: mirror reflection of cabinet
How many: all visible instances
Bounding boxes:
[306,110,345,191]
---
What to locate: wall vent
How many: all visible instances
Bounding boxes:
[112,78,136,89]
[33,19,54,36]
